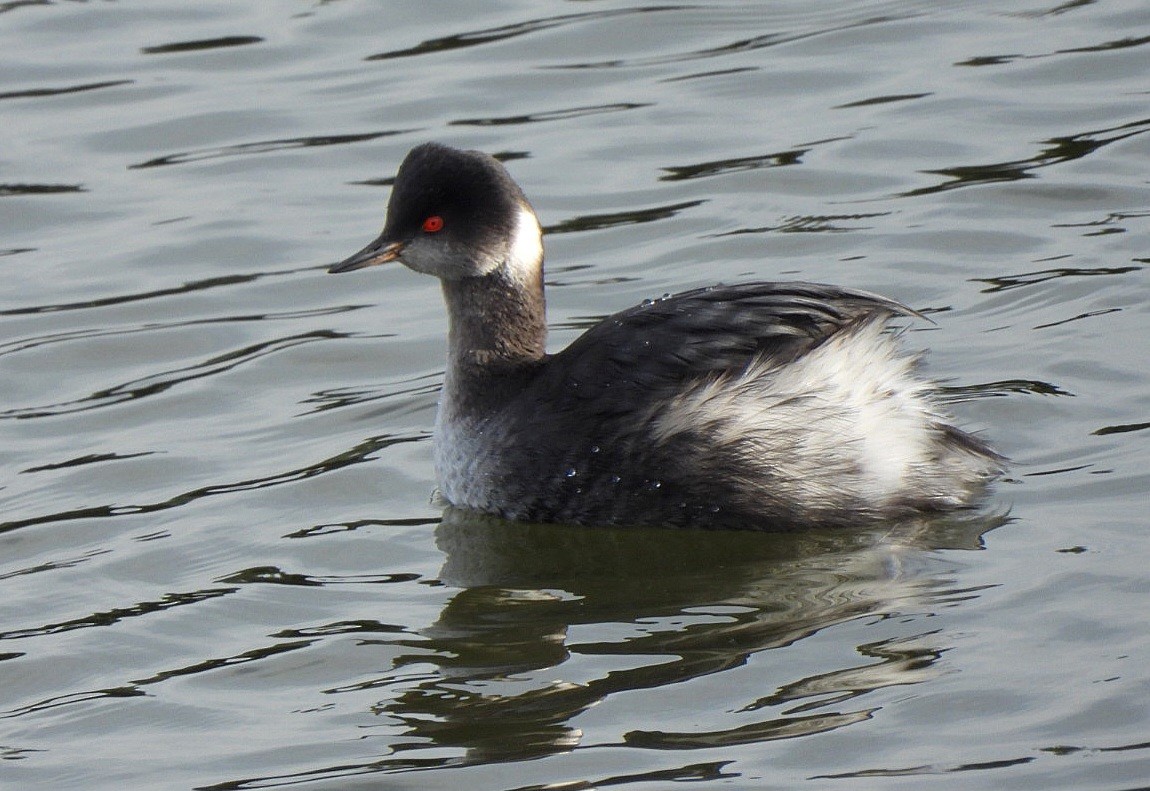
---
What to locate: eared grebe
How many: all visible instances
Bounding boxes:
[330,142,1002,530]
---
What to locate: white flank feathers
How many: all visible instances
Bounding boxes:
[650,318,940,511]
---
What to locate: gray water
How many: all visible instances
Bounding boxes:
[2,1,1148,789]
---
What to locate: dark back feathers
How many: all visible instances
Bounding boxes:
[527,281,918,413]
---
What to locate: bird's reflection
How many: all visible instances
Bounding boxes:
[379,510,1005,768]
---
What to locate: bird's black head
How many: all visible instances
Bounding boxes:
[330,142,542,282]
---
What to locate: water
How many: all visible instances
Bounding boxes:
[2,1,1148,788]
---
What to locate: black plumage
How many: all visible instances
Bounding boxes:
[330,143,1003,530]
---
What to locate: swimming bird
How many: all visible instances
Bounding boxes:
[330,142,1002,530]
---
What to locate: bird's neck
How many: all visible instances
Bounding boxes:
[440,265,547,394]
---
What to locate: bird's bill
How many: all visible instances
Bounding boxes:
[329,238,405,273]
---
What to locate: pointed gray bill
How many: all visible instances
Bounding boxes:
[329,238,406,273]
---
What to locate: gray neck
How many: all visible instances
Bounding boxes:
[439,266,547,408]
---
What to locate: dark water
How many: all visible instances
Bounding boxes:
[2,1,1148,789]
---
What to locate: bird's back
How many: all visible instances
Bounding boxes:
[434,282,1003,530]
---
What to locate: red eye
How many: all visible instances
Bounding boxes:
[422,215,444,233]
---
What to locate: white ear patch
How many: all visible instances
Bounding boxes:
[505,204,544,285]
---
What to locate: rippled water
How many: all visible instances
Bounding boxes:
[2,1,1148,788]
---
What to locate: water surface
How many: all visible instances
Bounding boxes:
[1,1,1148,789]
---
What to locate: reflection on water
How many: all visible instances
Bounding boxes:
[903,117,1150,197]
[364,8,674,62]
[0,433,420,535]
[544,200,707,235]
[128,130,411,170]
[0,79,134,100]
[140,36,264,56]
[973,264,1143,293]
[236,511,1000,785]
[659,148,814,181]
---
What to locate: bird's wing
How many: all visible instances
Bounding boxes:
[530,281,919,411]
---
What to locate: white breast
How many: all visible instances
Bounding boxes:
[433,405,503,512]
